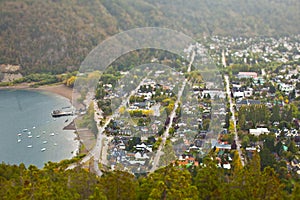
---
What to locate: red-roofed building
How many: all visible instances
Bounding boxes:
[176,155,199,167]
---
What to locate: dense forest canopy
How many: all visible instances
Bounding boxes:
[0,0,299,73]
[0,152,299,199]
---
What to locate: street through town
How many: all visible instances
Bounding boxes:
[150,49,195,172]
[224,74,244,166]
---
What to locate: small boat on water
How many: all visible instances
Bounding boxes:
[18,133,22,136]
[17,139,21,143]
[41,148,46,152]
[54,143,57,146]
[50,133,55,136]
[36,135,40,138]
[28,132,31,135]
[33,126,36,129]
[23,129,28,132]
[27,145,33,148]
[42,131,46,134]
[43,141,48,144]
[28,135,32,138]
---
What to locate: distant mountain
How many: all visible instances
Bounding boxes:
[0,0,299,74]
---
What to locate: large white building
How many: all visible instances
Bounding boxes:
[249,128,270,136]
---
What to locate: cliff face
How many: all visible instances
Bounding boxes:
[0,64,22,82]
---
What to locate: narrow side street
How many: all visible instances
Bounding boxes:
[224,75,244,166]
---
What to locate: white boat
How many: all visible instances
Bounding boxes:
[28,135,32,138]
[28,132,31,135]
[50,133,55,136]
[41,148,46,152]
[54,143,58,146]
[43,141,48,144]
[42,131,46,134]
[27,145,33,148]
[36,135,40,138]
[18,133,22,136]
[33,126,36,129]
[23,129,28,132]
[17,139,21,143]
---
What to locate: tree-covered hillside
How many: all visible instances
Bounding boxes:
[0,152,299,199]
[0,0,299,74]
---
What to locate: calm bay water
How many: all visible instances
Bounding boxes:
[0,89,79,168]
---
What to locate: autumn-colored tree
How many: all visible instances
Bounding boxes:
[66,76,77,87]
[232,150,243,174]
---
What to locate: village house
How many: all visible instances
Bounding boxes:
[176,155,199,167]
[249,128,270,136]
[237,72,258,79]
[278,83,294,94]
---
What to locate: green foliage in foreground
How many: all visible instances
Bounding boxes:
[0,153,299,200]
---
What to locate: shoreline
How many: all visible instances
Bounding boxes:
[0,83,82,168]
[1,82,96,160]
[0,83,73,102]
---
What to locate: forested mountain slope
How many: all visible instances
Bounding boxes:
[0,154,298,199]
[0,0,299,74]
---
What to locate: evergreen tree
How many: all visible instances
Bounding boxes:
[270,104,281,122]
[99,171,138,200]
[194,158,226,200]
[139,165,197,200]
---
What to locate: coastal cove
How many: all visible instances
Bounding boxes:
[0,89,79,168]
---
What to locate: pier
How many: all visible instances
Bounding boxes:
[51,110,73,117]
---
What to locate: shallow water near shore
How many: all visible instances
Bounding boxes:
[0,89,79,168]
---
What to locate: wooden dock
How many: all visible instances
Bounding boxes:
[51,110,73,117]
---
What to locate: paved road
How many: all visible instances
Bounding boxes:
[66,98,105,176]
[68,72,152,176]
[150,49,195,173]
[224,75,244,166]
[222,50,227,68]
[94,72,152,176]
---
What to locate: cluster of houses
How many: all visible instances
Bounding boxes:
[207,35,300,171]
[209,35,300,65]
[103,70,229,170]
[98,35,300,172]
[104,74,183,171]
[108,137,154,172]
[170,81,229,168]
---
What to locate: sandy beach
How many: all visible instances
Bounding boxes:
[0,83,73,101]
[35,84,73,101]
